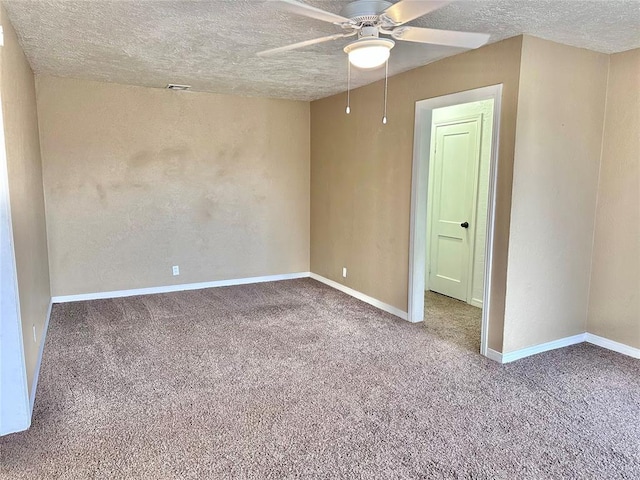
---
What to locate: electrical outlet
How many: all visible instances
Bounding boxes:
[33,325,37,343]
[342,267,347,278]
[172,265,180,276]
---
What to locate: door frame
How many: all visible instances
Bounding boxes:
[407,84,503,358]
[0,88,31,434]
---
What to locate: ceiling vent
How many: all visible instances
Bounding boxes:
[166,84,191,91]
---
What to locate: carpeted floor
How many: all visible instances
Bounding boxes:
[1,279,639,479]
[424,290,482,354]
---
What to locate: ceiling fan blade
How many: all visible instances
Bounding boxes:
[391,27,490,49]
[257,32,354,57]
[381,0,452,26]
[267,0,353,25]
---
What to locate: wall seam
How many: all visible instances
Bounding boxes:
[33,74,55,298]
[585,54,611,334]
[306,101,311,271]
[500,34,526,353]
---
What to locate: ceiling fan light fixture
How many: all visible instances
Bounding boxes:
[343,37,395,69]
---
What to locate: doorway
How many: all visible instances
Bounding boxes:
[408,85,502,358]
[427,99,493,307]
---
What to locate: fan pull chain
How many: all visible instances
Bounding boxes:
[346,59,351,114]
[382,59,388,125]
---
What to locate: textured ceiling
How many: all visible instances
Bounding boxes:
[4,0,640,101]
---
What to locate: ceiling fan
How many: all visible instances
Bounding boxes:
[257,0,490,69]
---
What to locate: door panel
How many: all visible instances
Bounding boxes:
[428,120,480,301]
[434,236,463,282]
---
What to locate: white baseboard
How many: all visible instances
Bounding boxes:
[485,348,504,363]
[51,272,312,303]
[488,332,640,364]
[500,333,586,364]
[470,298,483,309]
[309,273,408,321]
[30,300,53,412]
[585,333,640,359]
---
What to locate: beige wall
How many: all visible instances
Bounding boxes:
[311,37,523,352]
[503,37,609,352]
[1,6,51,397]
[587,48,640,349]
[37,77,310,296]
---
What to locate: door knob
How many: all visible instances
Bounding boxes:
[461,222,469,228]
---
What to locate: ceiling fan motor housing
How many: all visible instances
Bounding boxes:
[340,0,392,24]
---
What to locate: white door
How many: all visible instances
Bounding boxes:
[428,119,480,301]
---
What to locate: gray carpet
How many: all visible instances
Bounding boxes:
[1,278,639,479]
[424,290,482,354]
